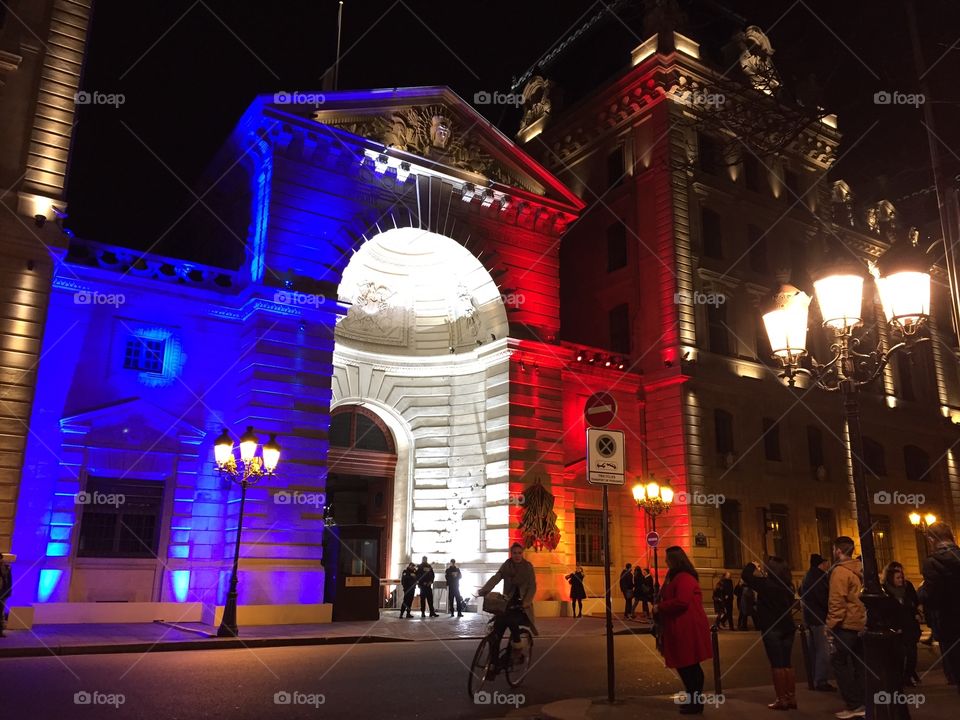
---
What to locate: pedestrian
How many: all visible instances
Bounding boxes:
[0,552,11,637]
[478,542,538,678]
[881,561,921,687]
[619,562,634,619]
[446,558,464,617]
[826,536,866,718]
[712,579,724,625]
[741,583,759,630]
[734,578,746,629]
[631,566,645,618]
[799,553,836,692]
[719,571,735,630]
[921,520,960,692]
[654,546,712,715]
[743,557,798,710]
[565,565,586,618]
[416,556,439,618]
[399,562,418,618]
[638,567,654,618]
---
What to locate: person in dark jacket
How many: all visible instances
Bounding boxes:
[417,556,439,618]
[882,561,922,687]
[718,571,735,630]
[636,567,654,617]
[446,559,464,617]
[655,546,712,714]
[619,563,634,618]
[0,552,12,637]
[921,521,960,692]
[399,562,418,618]
[740,583,759,630]
[800,553,835,691]
[734,579,746,628]
[743,557,798,710]
[566,566,587,617]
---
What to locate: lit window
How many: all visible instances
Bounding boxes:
[123,337,166,373]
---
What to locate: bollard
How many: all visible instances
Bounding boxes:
[711,623,722,696]
[798,624,815,690]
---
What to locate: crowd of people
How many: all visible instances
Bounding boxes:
[398,556,465,618]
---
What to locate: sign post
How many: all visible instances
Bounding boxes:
[585,394,623,704]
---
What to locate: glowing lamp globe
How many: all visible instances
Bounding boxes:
[909,511,921,527]
[876,239,931,332]
[214,428,233,468]
[763,284,811,360]
[660,482,674,505]
[645,480,660,501]
[262,434,281,473]
[814,273,864,331]
[924,513,937,527]
[239,426,258,463]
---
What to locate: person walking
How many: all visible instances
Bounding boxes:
[921,521,960,692]
[719,571,735,630]
[743,557,798,710]
[0,552,12,637]
[446,559,464,617]
[882,561,922,687]
[566,565,586,618]
[619,563,634,619]
[826,536,866,718]
[712,579,724,627]
[399,562,417,619]
[799,553,835,692]
[416,556,439,618]
[655,546,712,715]
[637,567,654,618]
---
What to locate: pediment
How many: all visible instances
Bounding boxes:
[60,397,207,449]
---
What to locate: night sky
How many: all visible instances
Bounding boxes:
[66,0,960,264]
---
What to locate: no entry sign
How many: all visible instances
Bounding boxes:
[646,531,660,548]
[584,392,617,428]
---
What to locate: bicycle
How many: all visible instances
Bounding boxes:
[467,593,534,699]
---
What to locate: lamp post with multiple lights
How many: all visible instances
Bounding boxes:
[909,511,938,561]
[761,238,931,720]
[631,476,674,597]
[213,426,280,638]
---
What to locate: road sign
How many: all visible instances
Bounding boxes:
[587,427,625,485]
[646,531,660,548]
[584,392,617,428]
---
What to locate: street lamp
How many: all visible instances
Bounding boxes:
[762,238,931,720]
[213,426,280,638]
[632,476,674,597]
[909,511,938,561]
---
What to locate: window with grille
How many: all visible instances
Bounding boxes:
[77,478,164,558]
[863,437,887,477]
[714,409,734,454]
[904,445,931,482]
[707,301,730,355]
[763,418,782,461]
[721,500,742,568]
[815,508,837,560]
[123,337,166,373]
[575,510,604,566]
[873,516,893,572]
[769,504,791,565]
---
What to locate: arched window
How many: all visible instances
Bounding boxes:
[329,406,395,453]
[862,436,886,478]
[904,445,931,482]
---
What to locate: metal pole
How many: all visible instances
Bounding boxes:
[711,623,722,696]
[799,624,815,690]
[652,513,660,598]
[217,478,248,638]
[334,1,344,91]
[602,484,616,703]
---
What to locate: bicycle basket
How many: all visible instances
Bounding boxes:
[482,591,508,615]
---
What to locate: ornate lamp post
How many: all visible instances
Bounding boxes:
[909,511,938,560]
[213,426,280,638]
[762,239,931,720]
[631,476,674,597]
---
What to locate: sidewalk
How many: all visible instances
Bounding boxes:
[0,611,646,658]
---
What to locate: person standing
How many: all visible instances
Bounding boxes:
[826,536,866,718]
[399,562,418,619]
[800,553,835,691]
[637,568,654,618]
[882,561,921,687]
[734,578,746,629]
[741,582,759,630]
[743,558,798,710]
[921,521,960,692]
[619,563,634,619]
[0,553,12,637]
[566,566,586,618]
[445,559,464,617]
[417,556,439,618]
[655,546,712,715]
[719,571,735,630]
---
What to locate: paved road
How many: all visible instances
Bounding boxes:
[0,633,943,720]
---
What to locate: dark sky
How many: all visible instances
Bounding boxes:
[66,0,960,263]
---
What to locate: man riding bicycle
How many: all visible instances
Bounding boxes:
[478,542,538,678]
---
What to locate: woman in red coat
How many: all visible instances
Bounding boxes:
[654,546,713,714]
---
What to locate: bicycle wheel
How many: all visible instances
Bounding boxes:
[505,629,534,688]
[468,634,495,699]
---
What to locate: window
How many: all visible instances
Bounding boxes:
[714,409,734,454]
[815,508,837,561]
[756,315,774,365]
[807,426,825,474]
[606,223,628,271]
[698,133,722,175]
[763,417,782,461]
[904,445,931,482]
[77,478,164,558]
[575,509,604,566]
[862,436,886,477]
[769,504,791,564]
[743,153,763,192]
[329,407,394,453]
[123,337,166,373]
[707,302,730,355]
[609,303,630,354]
[783,169,801,198]
[701,208,723,259]
[607,144,625,188]
[747,225,767,273]
[721,500,742,568]
[873,515,893,571]
[897,357,916,401]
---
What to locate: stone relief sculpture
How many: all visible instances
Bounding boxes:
[519,75,555,134]
[336,280,410,346]
[736,26,781,93]
[447,283,481,348]
[831,180,854,227]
